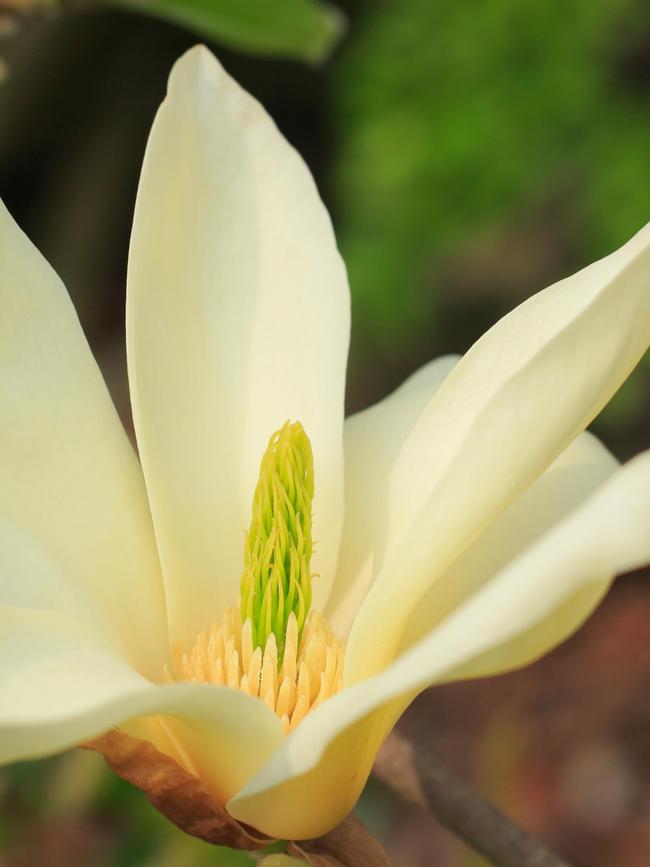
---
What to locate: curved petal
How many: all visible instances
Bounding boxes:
[326,355,459,637]
[127,46,350,649]
[348,223,650,681]
[229,451,650,839]
[0,605,283,802]
[401,430,617,649]
[0,200,166,679]
[230,696,409,839]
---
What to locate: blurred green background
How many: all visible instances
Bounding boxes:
[0,1,648,866]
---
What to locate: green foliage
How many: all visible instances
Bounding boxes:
[0,755,257,866]
[333,0,650,353]
[112,0,345,62]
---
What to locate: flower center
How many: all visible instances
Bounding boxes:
[165,421,344,733]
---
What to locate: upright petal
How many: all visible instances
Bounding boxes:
[348,224,650,680]
[0,605,284,801]
[326,355,459,637]
[0,200,166,679]
[230,450,650,838]
[127,47,350,649]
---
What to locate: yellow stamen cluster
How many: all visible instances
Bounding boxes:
[166,606,343,734]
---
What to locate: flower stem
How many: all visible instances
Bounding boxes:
[417,751,572,867]
[375,734,574,867]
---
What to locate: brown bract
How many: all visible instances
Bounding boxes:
[84,729,270,850]
[85,729,392,866]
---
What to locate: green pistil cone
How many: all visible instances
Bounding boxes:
[240,421,314,657]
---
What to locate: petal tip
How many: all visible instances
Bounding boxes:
[168,44,224,96]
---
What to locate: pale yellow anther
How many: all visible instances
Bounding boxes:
[291,693,309,729]
[225,636,235,668]
[280,615,298,684]
[241,619,253,672]
[247,645,262,687]
[276,676,292,719]
[297,660,310,707]
[227,650,240,689]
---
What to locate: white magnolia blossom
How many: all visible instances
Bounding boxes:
[1,46,649,841]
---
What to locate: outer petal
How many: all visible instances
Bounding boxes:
[348,223,650,681]
[127,47,350,649]
[0,200,166,679]
[401,431,617,649]
[229,451,650,839]
[0,605,283,801]
[325,355,459,637]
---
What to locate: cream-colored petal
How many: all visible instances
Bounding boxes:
[395,449,650,682]
[229,450,650,839]
[0,605,149,762]
[348,223,650,681]
[0,200,166,679]
[127,46,350,649]
[0,605,283,801]
[326,355,459,637]
[0,519,116,639]
[401,430,617,649]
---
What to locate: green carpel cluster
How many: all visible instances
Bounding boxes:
[239,421,314,657]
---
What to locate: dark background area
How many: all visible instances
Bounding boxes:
[0,2,649,865]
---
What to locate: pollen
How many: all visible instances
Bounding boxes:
[165,606,344,734]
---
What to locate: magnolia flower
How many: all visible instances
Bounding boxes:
[2,45,650,845]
